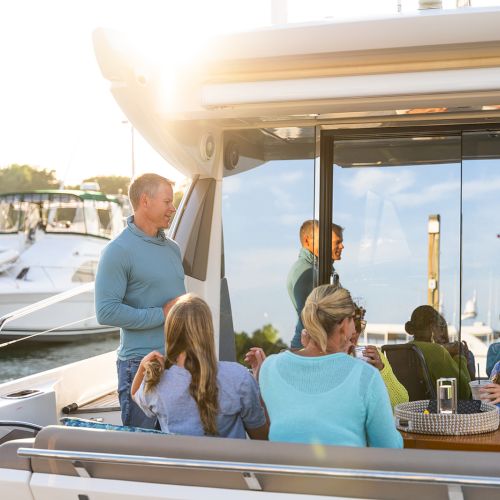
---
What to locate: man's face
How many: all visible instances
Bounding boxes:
[304,227,344,261]
[332,231,344,261]
[144,182,176,230]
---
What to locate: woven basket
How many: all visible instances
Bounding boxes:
[394,400,499,436]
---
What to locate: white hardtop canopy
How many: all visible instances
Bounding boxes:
[93,7,500,178]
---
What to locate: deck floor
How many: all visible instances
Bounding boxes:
[76,391,120,413]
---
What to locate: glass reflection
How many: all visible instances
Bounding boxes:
[222,127,316,350]
[332,133,465,400]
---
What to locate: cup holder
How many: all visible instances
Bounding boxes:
[1,389,43,399]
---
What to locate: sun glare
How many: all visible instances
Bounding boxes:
[3,0,500,185]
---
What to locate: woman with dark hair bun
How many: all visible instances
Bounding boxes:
[406,305,471,399]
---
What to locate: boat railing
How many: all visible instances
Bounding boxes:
[17,447,500,492]
[0,282,96,346]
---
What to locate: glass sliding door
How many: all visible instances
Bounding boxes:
[221,127,317,354]
[219,124,500,402]
[331,134,462,338]
[325,131,471,400]
[462,131,500,379]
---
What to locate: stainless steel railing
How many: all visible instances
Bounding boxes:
[17,447,500,488]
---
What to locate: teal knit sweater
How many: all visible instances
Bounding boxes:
[259,351,403,448]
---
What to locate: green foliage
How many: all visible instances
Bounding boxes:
[80,176,131,195]
[0,164,59,194]
[235,324,288,365]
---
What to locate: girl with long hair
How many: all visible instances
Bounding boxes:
[132,294,268,439]
[248,284,402,448]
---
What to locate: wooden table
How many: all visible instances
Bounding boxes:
[401,427,500,452]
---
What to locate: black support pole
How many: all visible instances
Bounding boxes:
[319,132,333,285]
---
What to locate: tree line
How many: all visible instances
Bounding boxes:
[0,164,189,209]
[235,324,288,364]
[0,164,130,195]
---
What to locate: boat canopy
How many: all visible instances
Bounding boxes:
[0,191,126,239]
[0,190,121,203]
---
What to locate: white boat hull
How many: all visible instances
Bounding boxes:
[0,326,117,342]
[0,290,117,342]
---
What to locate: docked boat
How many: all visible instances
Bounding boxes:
[0,190,127,341]
[1,5,500,499]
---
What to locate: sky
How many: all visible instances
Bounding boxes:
[3,0,499,187]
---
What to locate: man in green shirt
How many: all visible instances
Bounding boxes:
[287,220,344,349]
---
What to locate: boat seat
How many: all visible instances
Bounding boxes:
[382,343,436,400]
[0,437,34,471]
[28,425,500,499]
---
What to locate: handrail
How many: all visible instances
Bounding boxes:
[17,447,500,488]
[0,282,94,332]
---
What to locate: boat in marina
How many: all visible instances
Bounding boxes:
[0,190,127,341]
[1,5,500,499]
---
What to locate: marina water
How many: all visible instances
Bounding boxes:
[0,332,119,383]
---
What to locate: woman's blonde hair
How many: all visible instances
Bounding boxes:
[301,284,355,352]
[144,294,219,436]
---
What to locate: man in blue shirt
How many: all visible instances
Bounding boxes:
[287,220,344,349]
[95,173,186,428]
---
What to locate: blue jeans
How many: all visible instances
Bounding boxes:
[117,358,157,429]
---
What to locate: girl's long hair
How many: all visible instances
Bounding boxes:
[301,284,355,352]
[144,294,219,436]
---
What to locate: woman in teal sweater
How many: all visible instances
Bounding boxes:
[256,284,403,448]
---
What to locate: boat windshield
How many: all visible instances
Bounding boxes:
[0,192,124,238]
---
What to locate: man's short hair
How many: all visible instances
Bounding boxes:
[299,220,344,245]
[128,173,174,210]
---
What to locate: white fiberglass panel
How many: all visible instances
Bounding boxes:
[0,469,33,500]
[29,473,345,500]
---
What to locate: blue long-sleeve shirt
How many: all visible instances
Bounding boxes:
[486,342,500,377]
[259,351,403,448]
[95,216,186,360]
